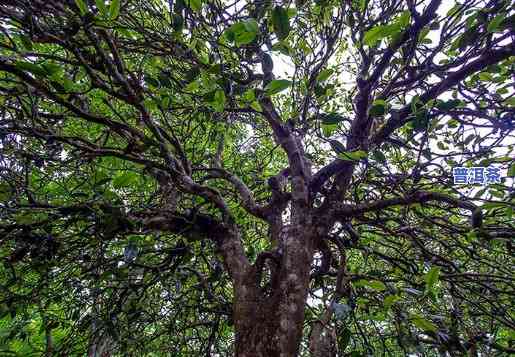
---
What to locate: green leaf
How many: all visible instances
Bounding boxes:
[271,42,291,56]
[410,97,429,131]
[161,95,171,109]
[42,63,61,76]
[96,0,107,15]
[265,79,292,95]
[357,0,367,12]
[75,0,88,15]
[424,266,440,291]
[144,75,160,88]
[212,89,226,112]
[369,99,387,117]
[235,31,257,46]
[250,101,262,111]
[113,172,136,188]
[507,162,515,177]
[410,95,422,113]
[493,155,511,163]
[418,27,430,41]
[367,280,387,291]
[363,24,400,46]
[62,77,75,91]
[320,113,346,125]
[446,4,460,17]
[436,99,462,111]
[363,25,387,46]
[322,123,337,137]
[487,14,506,33]
[482,201,508,210]
[19,35,33,51]
[158,71,174,87]
[338,328,351,351]
[411,315,438,332]
[446,119,459,128]
[0,183,12,202]
[316,68,333,82]
[383,295,400,309]
[188,0,202,12]
[314,84,327,98]
[338,150,368,162]
[109,0,120,20]
[504,97,515,107]
[412,109,429,131]
[242,89,256,102]
[226,20,259,46]
[329,140,346,154]
[49,79,65,93]
[243,18,258,33]
[453,27,477,51]
[389,31,403,46]
[350,352,365,357]
[490,189,504,199]
[398,10,411,28]
[478,72,493,81]
[271,6,290,40]
[14,61,48,77]
[287,8,297,18]
[95,177,112,187]
[372,150,386,163]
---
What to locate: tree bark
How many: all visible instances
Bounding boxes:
[233,225,315,357]
[309,322,337,357]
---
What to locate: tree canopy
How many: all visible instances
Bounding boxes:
[0,0,514,356]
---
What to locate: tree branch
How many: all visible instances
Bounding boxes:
[333,191,476,218]
[371,44,515,146]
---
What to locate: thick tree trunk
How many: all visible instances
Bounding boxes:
[233,225,315,357]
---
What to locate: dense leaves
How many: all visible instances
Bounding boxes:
[0,0,513,356]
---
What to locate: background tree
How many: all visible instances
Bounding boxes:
[0,0,514,356]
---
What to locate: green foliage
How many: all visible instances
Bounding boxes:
[424,266,440,295]
[436,99,462,110]
[264,79,292,95]
[271,6,290,40]
[487,13,507,33]
[320,112,345,125]
[188,0,203,13]
[316,68,333,83]
[369,99,387,117]
[0,0,513,356]
[14,61,48,77]
[363,11,410,47]
[411,315,438,332]
[353,279,387,291]
[337,150,368,161]
[508,162,515,177]
[225,19,259,46]
[74,0,88,15]
[109,0,121,20]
